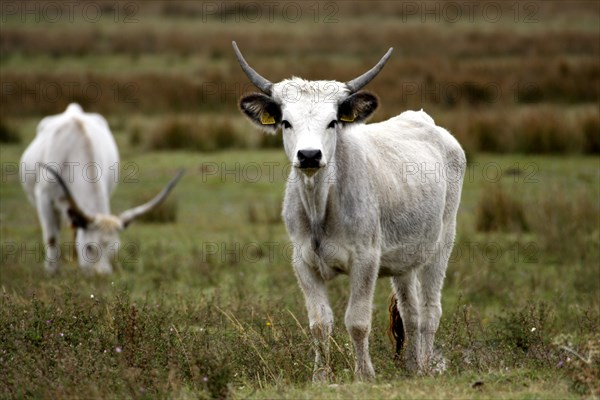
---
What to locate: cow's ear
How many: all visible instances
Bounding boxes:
[239,93,282,133]
[338,91,378,124]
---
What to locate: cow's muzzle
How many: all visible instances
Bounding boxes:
[297,149,323,170]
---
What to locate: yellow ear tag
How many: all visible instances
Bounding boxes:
[340,114,355,122]
[260,112,276,125]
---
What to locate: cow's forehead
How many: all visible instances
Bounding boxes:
[92,214,123,233]
[272,78,350,107]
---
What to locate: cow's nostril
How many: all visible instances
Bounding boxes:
[297,150,323,168]
[297,150,322,161]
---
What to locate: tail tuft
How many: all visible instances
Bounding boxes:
[387,294,405,358]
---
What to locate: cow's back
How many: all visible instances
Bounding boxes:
[352,110,465,252]
[20,104,119,213]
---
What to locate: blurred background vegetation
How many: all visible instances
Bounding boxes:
[0,1,598,399]
[1,1,598,154]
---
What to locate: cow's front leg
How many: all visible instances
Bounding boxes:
[346,251,379,381]
[35,194,61,274]
[293,258,334,383]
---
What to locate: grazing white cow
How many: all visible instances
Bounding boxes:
[20,103,184,275]
[233,42,466,381]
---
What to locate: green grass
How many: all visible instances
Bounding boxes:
[1,1,599,398]
[1,127,599,398]
[237,371,579,400]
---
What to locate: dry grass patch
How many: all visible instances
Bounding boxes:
[475,184,529,232]
[147,116,247,152]
[528,187,600,261]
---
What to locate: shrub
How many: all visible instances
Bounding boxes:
[514,110,577,154]
[0,119,20,143]
[147,116,248,152]
[475,184,529,232]
[582,112,600,154]
[468,114,506,153]
[494,303,556,367]
[441,106,599,155]
[528,188,599,262]
[258,132,284,149]
[441,301,558,373]
[128,125,142,147]
[553,333,600,397]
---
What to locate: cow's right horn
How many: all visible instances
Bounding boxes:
[119,169,185,228]
[232,41,273,95]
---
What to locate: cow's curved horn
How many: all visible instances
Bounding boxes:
[119,169,185,227]
[232,41,273,95]
[345,47,394,93]
[41,163,94,226]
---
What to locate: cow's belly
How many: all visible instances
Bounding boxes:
[293,204,446,279]
[296,232,445,279]
[379,243,438,276]
[378,205,445,276]
[378,219,445,276]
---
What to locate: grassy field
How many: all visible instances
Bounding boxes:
[1,1,599,399]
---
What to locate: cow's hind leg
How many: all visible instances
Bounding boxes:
[35,194,61,274]
[391,270,422,373]
[293,260,334,383]
[418,262,446,374]
[419,224,456,374]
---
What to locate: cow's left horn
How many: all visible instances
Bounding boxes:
[345,47,393,93]
[119,169,185,228]
[232,41,273,95]
[41,163,94,226]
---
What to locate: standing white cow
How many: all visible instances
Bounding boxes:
[233,42,466,381]
[20,103,184,275]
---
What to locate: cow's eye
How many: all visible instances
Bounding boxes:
[327,120,337,129]
[282,120,292,129]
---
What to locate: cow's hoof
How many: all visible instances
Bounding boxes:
[403,356,421,376]
[312,367,333,383]
[427,351,447,375]
[94,265,113,275]
[44,262,60,276]
[355,364,375,381]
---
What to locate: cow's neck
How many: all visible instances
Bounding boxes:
[297,165,332,220]
[294,135,351,252]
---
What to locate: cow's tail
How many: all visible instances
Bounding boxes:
[387,293,404,359]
